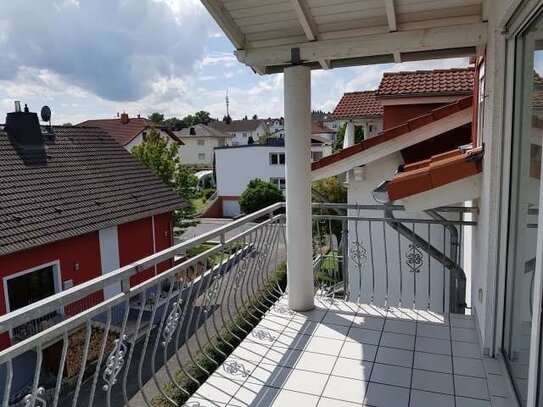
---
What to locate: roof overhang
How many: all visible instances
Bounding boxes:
[202,0,487,74]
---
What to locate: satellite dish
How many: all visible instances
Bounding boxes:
[40,105,51,122]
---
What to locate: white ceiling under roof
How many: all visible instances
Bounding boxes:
[201,0,488,73]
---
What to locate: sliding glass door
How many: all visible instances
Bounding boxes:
[504,9,543,406]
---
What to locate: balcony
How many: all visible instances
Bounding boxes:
[0,203,515,406]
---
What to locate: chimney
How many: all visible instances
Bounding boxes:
[189,127,196,136]
[120,112,129,124]
[6,102,43,148]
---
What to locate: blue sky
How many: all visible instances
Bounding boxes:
[0,0,470,124]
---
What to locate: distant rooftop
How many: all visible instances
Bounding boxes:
[333,90,383,119]
[78,114,181,146]
[175,124,233,138]
[377,67,474,98]
[208,119,266,133]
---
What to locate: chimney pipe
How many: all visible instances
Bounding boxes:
[14,101,21,112]
[120,112,129,124]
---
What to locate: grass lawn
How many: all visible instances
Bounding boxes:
[190,197,206,214]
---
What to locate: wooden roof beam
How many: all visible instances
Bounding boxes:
[290,0,319,41]
[385,0,397,32]
[235,23,487,69]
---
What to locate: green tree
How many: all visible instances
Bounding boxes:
[148,112,165,123]
[239,179,284,214]
[332,123,364,151]
[132,128,198,233]
[163,117,186,131]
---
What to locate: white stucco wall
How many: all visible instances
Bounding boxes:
[124,128,175,152]
[230,123,269,145]
[215,144,331,215]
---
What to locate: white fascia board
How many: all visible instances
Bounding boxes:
[236,22,486,68]
[400,173,482,212]
[201,0,246,49]
[311,107,471,181]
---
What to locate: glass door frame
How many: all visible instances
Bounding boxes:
[501,2,543,404]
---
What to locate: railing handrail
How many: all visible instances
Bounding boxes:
[311,202,478,213]
[0,203,284,333]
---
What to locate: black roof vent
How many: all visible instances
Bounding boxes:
[189,127,196,135]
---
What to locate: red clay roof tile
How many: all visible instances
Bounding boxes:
[311,96,473,173]
[387,147,483,201]
[377,68,474,98]
[332,90,383,119]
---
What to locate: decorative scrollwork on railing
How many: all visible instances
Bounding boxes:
[203,276,220,311]
[183,402,205,407]
[102,335,128,391]
[233,258,248,290]
[251,329,274,342]
[223,359,250,377]
[406,244,423,273]
[23,387,46,407]
[162,299,183,347]
[350,242,368,269]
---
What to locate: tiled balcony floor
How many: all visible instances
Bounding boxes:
[185,296,516,407]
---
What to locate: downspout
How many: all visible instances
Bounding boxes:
[374,182,467,313]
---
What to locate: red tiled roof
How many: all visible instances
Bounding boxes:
[332,91,383,119]
[78,117,182,146]
[312,122,335,134]
[377,68,474,98]
[386,147,483,201]
[312,96,473,172]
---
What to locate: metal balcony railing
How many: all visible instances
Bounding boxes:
[312,203,477,314]
[0,202,477,406]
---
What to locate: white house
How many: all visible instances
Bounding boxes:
[264,117,285,138]
[78,113,183,153]
[214,139,332,217]
[208,118,269,145]
[175,124,233,166]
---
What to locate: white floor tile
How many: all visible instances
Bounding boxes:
[346,327,382,345]
[229,382,280,406]
[450,315,476,329]
[417,310,449,325]
[357,304,387,318]
[413,351,452,374]
[274,332,312,350]
[363,382,410,407]
[195,376,241,404]
[454,375,490,400]
[246,363,292,388]
[455,396,492,407]
[322,375,368,404]
[411,369,454,395]
[451,327,479,343]
[415,336,451,355]
[317,397,360,406]
[270,389,320,407]
[332,357,373,381]
[231,342,269,363]
[291,308,328,323]
[375,346,413,368]
[453,356,485,377]
[295,351,337,374]
[379,332,415,350]
[282,369,329,396]
[339,341,378,361]
[387,307,418,321]
[486,374,510,398]
[410,389,455,407]
[326,301,360,315]
[219,358,257,382]
[322,311,356,327]
[383,319,416,335]
[482,357,503,375]
[351,315,385,331]
[452,341,482,359]
[262,347,302,368]
[313,323,350,340]
[370,363,411,387]
[188,396,227,406]
[304,336,345,356]
[490,396,515,407]
[417,322,450,340]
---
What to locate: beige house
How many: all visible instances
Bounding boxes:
[175,124,234,166]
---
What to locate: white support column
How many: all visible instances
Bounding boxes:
[284,65,314,311]
[343,121,355,149]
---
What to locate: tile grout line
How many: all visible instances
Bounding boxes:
[449,313,457,407]
[407,313,419,407]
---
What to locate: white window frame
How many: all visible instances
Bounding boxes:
[198,152,206,160]
[270,177,286,191]
[197,139,205,146]
[3,260,63,338]
[269,152,285,166]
